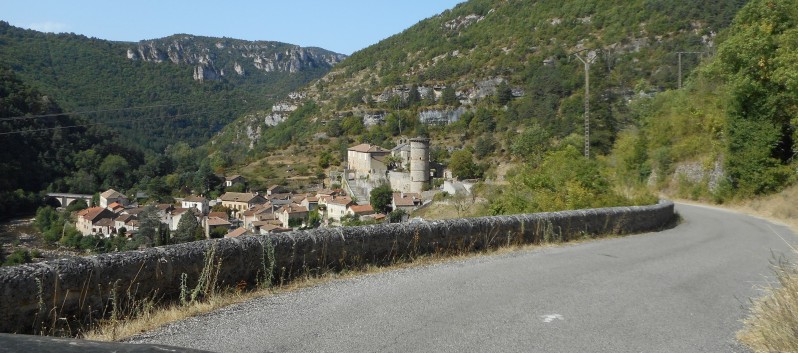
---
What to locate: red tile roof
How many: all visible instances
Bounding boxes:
[225,227,251,238]
[208,212,228,220]
[207,217,231,226]
[325,196,353,206]
[78,207,113,222]
[393,193,421,207]
[349,204,375,215]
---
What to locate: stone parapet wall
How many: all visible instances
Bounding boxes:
[0,201,674,334]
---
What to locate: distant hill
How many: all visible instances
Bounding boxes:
[0,68,130,218]
[0,22,345,152]
[213,0,747,167]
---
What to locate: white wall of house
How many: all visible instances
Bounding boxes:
[181,200,208,215]
[326,203,350,221]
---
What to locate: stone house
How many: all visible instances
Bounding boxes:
[267,185,288,196]
[114,214,136,231]
[225,175,246,187]
[220,192,267,216]
[320,195,354,222]
[181,195,209,215]
[241,204,274,230]
[93,218,116,237]
[100,189,129,209]
[106,202,125,213]
[267,193,292,209]
[277,204,309,228]
[169,208,202,231]
[76,207,116,236]
[347,143,390,177]
[392,192,423,213]
[301,196,319,212]
[205,217,232,238]
[347,204,375,217]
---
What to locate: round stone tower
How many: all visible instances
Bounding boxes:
[409,137,430,194]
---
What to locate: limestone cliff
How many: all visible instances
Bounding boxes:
[127,35,347,82]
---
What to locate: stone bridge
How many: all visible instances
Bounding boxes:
[45,193,93,208]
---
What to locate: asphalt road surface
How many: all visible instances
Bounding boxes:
[130,203,797,352]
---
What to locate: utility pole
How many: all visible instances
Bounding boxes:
[573,49,598,159]
[676,51,704,89]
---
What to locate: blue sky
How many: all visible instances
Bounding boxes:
[1,1,464,55]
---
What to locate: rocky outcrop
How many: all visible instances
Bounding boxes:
[673,160,725,192]
[127,35,347,81]
[444,14,486,31]
[419,107,467,125]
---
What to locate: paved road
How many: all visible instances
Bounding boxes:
[131,204,797,352]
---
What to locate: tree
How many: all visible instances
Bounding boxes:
[326,119,343,137]
[449,149,484,180]
[173,212,200,244]
[370,183,394,213]
[496,81,514,105]
[306,210,322,228]
[210,227,227,239]
[99,154,129,188]
[192,161,216,195]
[441,85,459,106]
[2,249,32,267]
[388,208,407,223]
[469,108,496,133]
[318,151,333,169]
[511,124,550,164]
[474,136,496,159]
[451,192,471,218]
[407,84,421,106]
[137,205,161,243]
[713,0,798,195]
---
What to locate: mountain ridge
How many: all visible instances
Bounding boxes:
[209,0,746,168]
[0,21,345,151]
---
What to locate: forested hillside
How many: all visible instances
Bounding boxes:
[215,0,745,161]
[0,22,343,152]
[0,68,133,218]
[210,0,752,209]
[610,0,798,201]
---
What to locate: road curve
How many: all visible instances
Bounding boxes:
[130,204,797,352]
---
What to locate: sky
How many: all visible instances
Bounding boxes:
[1,1,464,55]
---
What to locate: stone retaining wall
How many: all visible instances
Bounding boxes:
[0,201,674,334]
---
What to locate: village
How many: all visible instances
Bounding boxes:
[71,138,473,241]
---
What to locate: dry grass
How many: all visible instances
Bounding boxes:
[732,184,798,230]
[737,258,798,353]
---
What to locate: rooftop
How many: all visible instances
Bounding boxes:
[393,192,422,207]
[206,217,231,227]
[225,227,251,238]
[183,195,207,203]
[100,189,125,199]
[78,207,112,222]
[348,143,389,154]
[349,204,375,214]
[220,192,263,203]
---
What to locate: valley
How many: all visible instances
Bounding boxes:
[1,0,798,350]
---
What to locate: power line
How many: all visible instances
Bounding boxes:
[0,103,257,136]
[572,49,598,159]
[0,94,260,122]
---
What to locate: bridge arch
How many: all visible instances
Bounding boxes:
[44,193,94,208]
